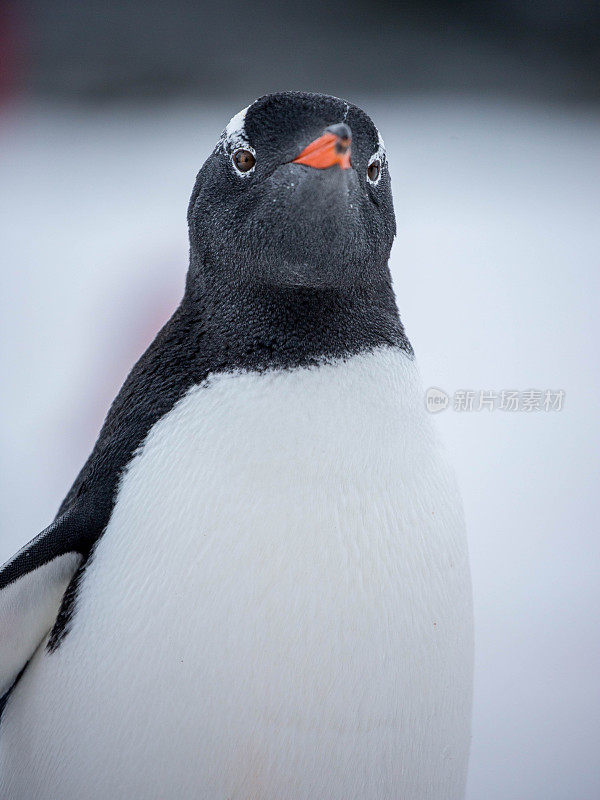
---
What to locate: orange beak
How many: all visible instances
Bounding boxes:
[292,125,351,170]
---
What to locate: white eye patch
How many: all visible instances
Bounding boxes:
[367,130,386,185]
[222,105,251,150]
[219,103,257,177]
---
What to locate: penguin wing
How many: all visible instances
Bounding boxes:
[0,502,92,696]
[0,304,199,700]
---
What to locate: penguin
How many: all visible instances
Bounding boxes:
[0,92,473,800]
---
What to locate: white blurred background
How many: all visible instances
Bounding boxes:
[1,3,599,798]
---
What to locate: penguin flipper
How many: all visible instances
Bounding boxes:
[0,504,90,696]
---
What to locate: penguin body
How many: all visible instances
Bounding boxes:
[0,93,473,799]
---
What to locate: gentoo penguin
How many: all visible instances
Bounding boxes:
[0,92,473,800]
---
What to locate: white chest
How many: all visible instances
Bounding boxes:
[1,347,473,800]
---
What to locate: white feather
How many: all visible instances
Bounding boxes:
[0,553,81,697]
[0,347,473,799]
[222,104,252,151]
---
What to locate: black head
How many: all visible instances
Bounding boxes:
[187,92,395,291]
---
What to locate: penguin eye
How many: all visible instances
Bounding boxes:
[367,159,381,184]
[232,149,256,174]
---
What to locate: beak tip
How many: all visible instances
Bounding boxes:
[325,122,352,143]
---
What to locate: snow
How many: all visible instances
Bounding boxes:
[1,96,599,799]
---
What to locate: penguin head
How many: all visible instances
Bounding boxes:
[187,92,395,291]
